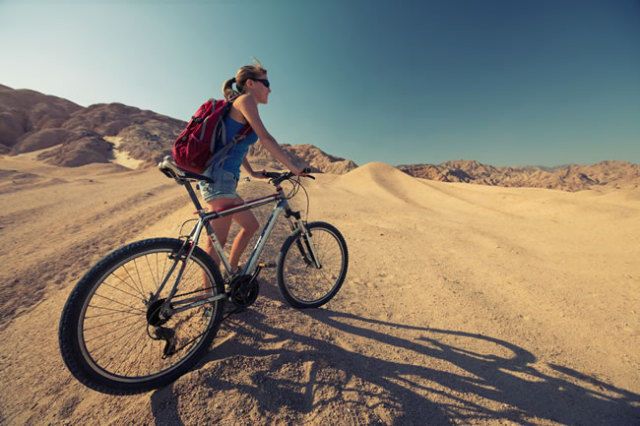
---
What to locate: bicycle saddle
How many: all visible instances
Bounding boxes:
[158,155,215,184]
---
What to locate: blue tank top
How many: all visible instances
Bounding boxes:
[220,115,258,179]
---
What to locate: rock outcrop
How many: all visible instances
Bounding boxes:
[399,160,640,191]
[247,143,357,174]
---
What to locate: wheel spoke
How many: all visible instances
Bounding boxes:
[132,257,147,294]
[87,304,143,315]
[83,313,141,332]
[91,292,146,313]
[160,253,168,287]
[115,325,151,375]
[122,264,145,298]
[145,254,159,290]
[101,280,146,301]
[110,270,146,299]
[84,316,142,344]
[101,323,148,373]
[85,309,141,320]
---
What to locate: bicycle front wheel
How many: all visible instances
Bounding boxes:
[58,238,224,394]
[277,221,348,308]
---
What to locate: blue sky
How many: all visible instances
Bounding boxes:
[1,0,638,166]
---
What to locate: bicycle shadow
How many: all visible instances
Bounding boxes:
[156,283,638,424]
[304,309,639,424]
[143,261,639,426]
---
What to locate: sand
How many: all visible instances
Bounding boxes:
[0,156,638,425]
[103,136,145,170]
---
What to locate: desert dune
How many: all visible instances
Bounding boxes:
[0,155,638,424]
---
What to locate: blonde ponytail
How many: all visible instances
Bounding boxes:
[221,62,268,101]
[222,77,240,101]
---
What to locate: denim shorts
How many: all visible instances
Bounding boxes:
[199,165,239,203]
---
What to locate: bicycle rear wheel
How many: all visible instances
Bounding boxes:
[277,221,348,308]
[59,238,224,394]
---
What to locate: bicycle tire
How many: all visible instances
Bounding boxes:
[58,238,225,395]
[276,221,348,308]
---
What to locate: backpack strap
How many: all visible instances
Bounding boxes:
[233,123,253,142]
[207,105,254,170]
[209,123,253,169]
[225,98,253,142]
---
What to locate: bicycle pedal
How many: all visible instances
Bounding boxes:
[257,262,276,269]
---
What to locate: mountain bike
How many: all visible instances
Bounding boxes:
[58,156,348,395]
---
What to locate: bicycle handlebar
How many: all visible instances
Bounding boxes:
[261,168,315,185]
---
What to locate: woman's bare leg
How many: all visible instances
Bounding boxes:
[201,197,241,294]
[228,207,260,272]
[204,214,232,266]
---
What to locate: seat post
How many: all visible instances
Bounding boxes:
[183,181,204,211]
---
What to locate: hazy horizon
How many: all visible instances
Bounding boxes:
[1,0,638,167]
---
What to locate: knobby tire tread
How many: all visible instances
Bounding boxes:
[276,221,348,309]
[58,238,224,395]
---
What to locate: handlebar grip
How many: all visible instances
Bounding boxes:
[302,168,316,179]
[262,171,281,179]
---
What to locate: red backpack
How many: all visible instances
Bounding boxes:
[172,99,252,174]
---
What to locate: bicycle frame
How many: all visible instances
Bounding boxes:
[152,178,320,315]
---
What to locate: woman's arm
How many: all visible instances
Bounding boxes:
[242,157,266,178]
[234,95,306,175]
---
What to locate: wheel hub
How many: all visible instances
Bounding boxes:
[146,298,170,326]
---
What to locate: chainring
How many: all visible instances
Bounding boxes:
[229,275,259,308]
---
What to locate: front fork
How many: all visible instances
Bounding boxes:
[285,210,322,269]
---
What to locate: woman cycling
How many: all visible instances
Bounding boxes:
[200,63,306,275]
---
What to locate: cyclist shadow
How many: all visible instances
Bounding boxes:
[299,309,640,423]
[181,284,640,423]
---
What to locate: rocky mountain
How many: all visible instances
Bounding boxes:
[247,142,357,174]
[0,84,183,167]
[0,84,82,153]
[399,160,640,191]
[0,84,356,173]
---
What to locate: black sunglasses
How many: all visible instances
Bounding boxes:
[251,78,270,88]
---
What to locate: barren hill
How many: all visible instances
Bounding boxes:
[0,84,82,153]
[399,159,640,191]
[0,85,356,173]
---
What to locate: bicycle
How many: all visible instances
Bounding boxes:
[58,156,348,395]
